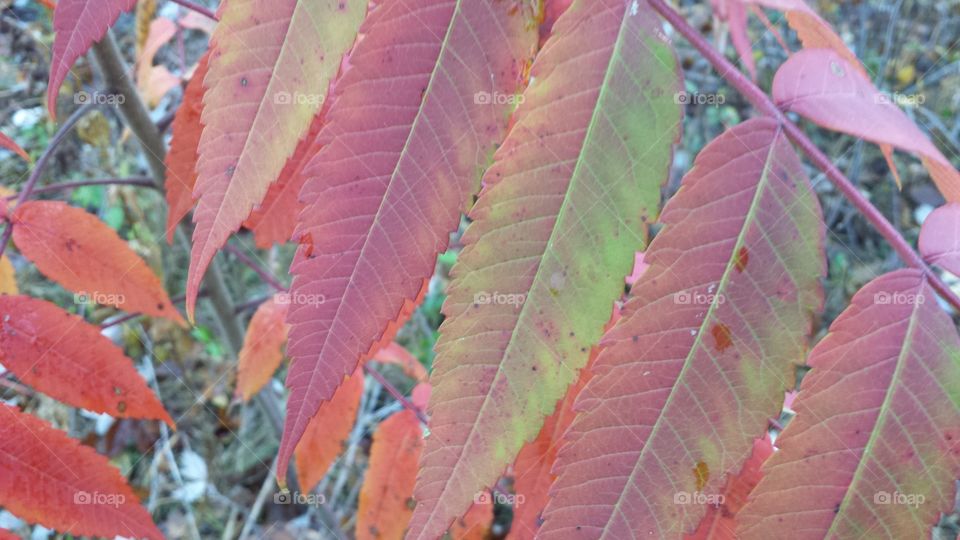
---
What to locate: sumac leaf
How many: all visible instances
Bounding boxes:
[357,409,424,540]
[919,202,960,276]
[410,0,681,535]
[236,296,289,401]
[738,269,960,539]
[277,0,538,485]
[0,132,28,162]
[0,295,173,426]
[47,0,136,118]
[541,118,825,537]
[11,201,184,323]
[185,0,366,318]
[0,404,163,539]
[165,51,211,243]
[294,369,364,493]
[773,48,960,200]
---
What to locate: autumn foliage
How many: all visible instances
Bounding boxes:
[1,0,960,538]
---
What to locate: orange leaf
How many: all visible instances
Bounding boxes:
[165,51,211,243]
[450,499,494,540]
[0,295,173,426]
[11,201,184,324]
[0,255,16,294]
[236,297,289,401]
[0,404,163,539]
[356,409,423,540]
[0,528,18,540]
[294,369,364,493]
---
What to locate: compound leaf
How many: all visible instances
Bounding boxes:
[541,118,825,538]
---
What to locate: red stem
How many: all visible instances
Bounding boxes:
[647,0,960,312]
[169,0,219,21]
[5,177,159,198]
[223,243,286,292]
[364,365,429,425]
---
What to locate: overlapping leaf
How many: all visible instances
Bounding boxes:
[370,342,428,383]
[294,369,364,493]
[236,296,289,401]
[0,255,16,294]
[165,51,211,243]
[0,295,174,426]
[47,0,136,119]
[773,48,960,200]
[686,435,774,539]
[409,0,682,535]
[0,404,163,539]
[11,201,184,323]
[919,203,960,276]
[541,118,825,538]
[738,269,960,539]
[186,0,366,318]
[278,0,538,483]
[357,409,424,540]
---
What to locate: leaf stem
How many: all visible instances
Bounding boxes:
[364,364,430,425]
[647,0,960,312]
[5,176,160,198]
[169,0,219,21]
[223,243,286,292]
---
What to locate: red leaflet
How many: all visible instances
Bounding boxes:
[686,436,774,540]
[185,0,366,319]
[356,409,423,540]
[0,295,174,426]
[0,131,29,161]
[449,500,494,540]
[294,369,364,493]
[541,118,825,538]
[0,529,17,540]
[10,201,184,324]
[0,404,163,539]
[278,0,536,485]
[919,203,960,276]
[165,51,211,243]
[773,49,960,201]
[47,0,136,119]
[236,297,289,401]
[739,270,960,539]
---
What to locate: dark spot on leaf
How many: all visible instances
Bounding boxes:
[711,323,733,352]
[117,401,127,413]
[734,246,749,272]
[693,461,709,491]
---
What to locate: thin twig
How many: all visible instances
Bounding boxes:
[647,0,960,313]
[364,365,429,425]
[169,0,219,21]
[6,176,159,198]
[0,102,99,258]
[224,243,286,292]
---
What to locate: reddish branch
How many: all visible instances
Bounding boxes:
[169,0,219,21]
[647,0,960,312]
